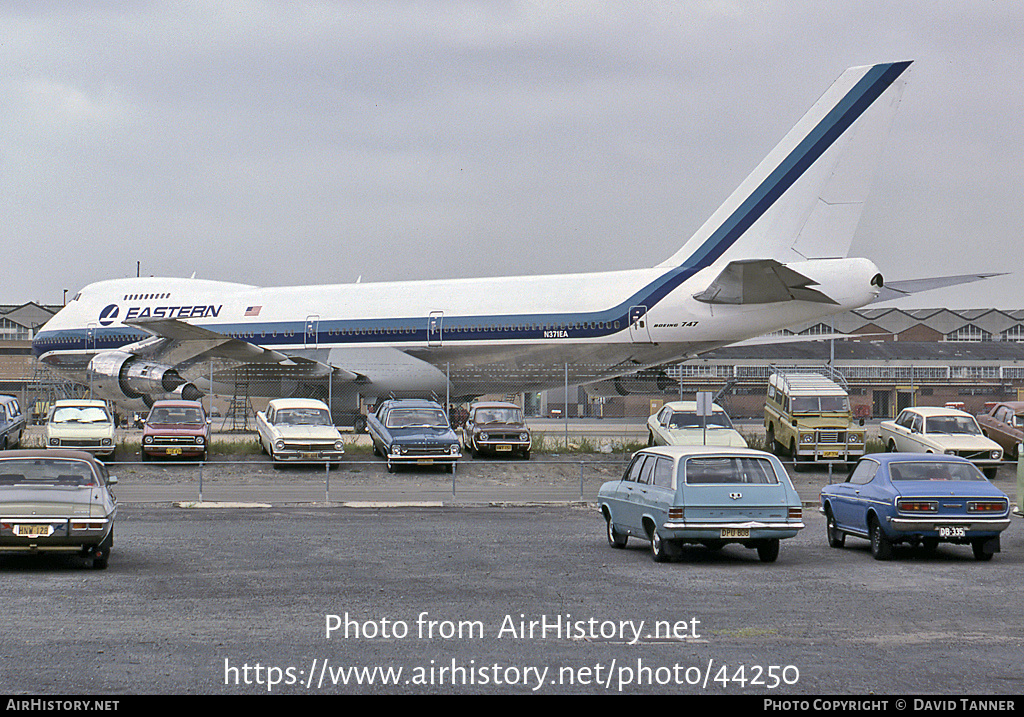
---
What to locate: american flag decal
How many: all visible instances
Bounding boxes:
[244,306,262,316]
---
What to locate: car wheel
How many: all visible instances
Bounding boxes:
[765,425,776,454]
[825,507,845,548]
[756,539,780,563]
[606,515,628,549]
[920,538,939,552]
[521,449,530,461]
[983,466,998,480]
[650,528,672,563]
[702,540,725,552]
[647,430,654,447]
[870,518,894,561]
[386,460,395,473]
[887,439,897,453]
[971,539,994,561]
[92,529,112,570]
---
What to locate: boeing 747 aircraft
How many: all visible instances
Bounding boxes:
[32,61,985,413]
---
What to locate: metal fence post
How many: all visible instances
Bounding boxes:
[198,461,203,503]
[1016,443,1023,516]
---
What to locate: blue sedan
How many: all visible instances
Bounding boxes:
[819,453,1011,561]
[367,399,462,473]
[598,446,804,563]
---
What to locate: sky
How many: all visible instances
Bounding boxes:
[2,1,1021,310]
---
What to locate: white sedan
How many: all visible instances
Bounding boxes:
[647,401,748,448]
[879,406,1002,478]
[256,398,345,464]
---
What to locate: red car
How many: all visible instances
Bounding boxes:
[141,400,211,461]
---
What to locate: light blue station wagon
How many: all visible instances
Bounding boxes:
[598,446,804,563]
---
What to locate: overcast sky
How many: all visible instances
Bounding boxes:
[2,1,1020,310]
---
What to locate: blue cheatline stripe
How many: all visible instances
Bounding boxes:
[34,63,909,356]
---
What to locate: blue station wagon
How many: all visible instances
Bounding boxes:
[598,446,804,563]
[367,399,462,473]
[819,453,1011,561]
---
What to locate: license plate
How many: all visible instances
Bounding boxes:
[16,524,53,538]
[167,448,182,455]
[416,459,434,465]
[938,526,966,538]
[496,445,512,452]
[822,451,839,458]
[721,528,749,538]
[301,452,319,460]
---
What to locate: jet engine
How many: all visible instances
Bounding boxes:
[88,350,203,404]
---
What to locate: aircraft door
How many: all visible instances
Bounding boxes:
[304,315,319,348]
[427,311,443,347]
[628,306,652,343]
[86,323,98,352]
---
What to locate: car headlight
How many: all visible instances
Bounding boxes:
[450,444,460,455]
[101,438,112,446]
[143,435,153,444]
[991,450,1001,460]
[848,433,863,444]
[945,449,957,455]
[800,433,814,444]
[334,440,344,452]
[274,439,286,452]
[195,436,205,444]
[48,437,59,446]
[520,432,529,442]
[479,432,489,442]
[391,445,403,456]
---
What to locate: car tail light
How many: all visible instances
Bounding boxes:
[788,507,802,520]
[897,500,937,513]
[968,501,1006,513]
[70,520,107,532]
[668,507,683,520]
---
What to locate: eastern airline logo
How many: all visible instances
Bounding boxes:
[98,304,119,326]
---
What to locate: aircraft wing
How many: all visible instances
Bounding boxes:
[872,273,1005,303]
[693,259,838,305]
[124,317,360,380]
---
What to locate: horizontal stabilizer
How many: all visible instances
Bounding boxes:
[693,259,837,305]
[874,273,1005,303]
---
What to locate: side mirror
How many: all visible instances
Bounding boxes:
[108,476,118,485]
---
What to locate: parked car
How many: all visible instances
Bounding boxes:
[764,370,864,465]
[819,453,1010,561]
[367,399,461,473]
[0,449,118,568]
[141,400,211,461]
[44,399,116,459]
[255,398,345,464]
[462,401,531,459]
[0,395,27,450]
[647,401,747,448]
[879,406,1002,479]
[976,401,1024,460]
[598,446,804,563]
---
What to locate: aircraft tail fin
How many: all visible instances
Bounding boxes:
[659,62,912,271]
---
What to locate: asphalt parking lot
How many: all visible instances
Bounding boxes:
[2,457,1023,695]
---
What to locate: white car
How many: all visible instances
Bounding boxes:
[647,401,748,448]
[256,398,345,464]
[45,399,116,459]
[879,406,1003,478]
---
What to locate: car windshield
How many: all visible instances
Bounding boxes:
[925,416,981,435]
[791,395,849,413]
[275,408,331,426]
[473,408,523,424]
[386,408,448,429]
[683,456,779,485]
[148,407,205,425]
[668,411,733,429]
[51,406,110,424]
[0,459,99,487]
[888,461,986,482]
